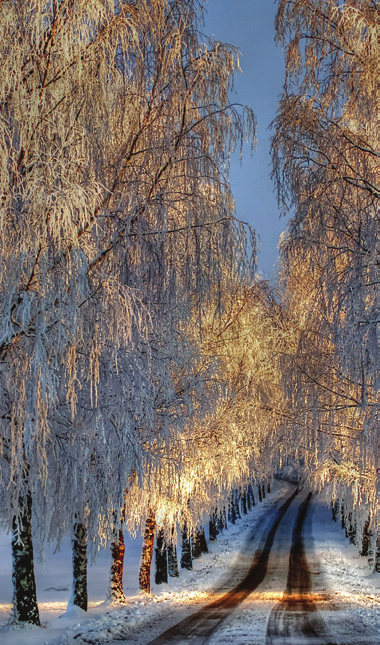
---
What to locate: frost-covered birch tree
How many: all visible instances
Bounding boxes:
[272,0,378,560]
[0,0,256,623]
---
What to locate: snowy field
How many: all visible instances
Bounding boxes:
[0,480,378,645]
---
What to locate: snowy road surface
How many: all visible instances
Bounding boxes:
[137,488,332,644]
[266,492,327,645]
[146,487,300,644]
[0,481,378,645]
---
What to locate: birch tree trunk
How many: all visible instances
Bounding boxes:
[347,513,356,545]
[167,541,179,578]
[235,489,241,518]
[108,528,126,603]
[242,490,248,515]
[360,520,370,556]
[11,491,40,625]
[192,526,209,557]
[199,527,208,554]
[228,495,236,524]
[248,483,255,507]
[180,524,192,570]
[341,504,346,532]
[139,511,156,594]
[71,521,88,611]
[191,529,203,559]
[374,526,379,572]
[154,528,168,585]
[209,510,218,540]
[218,507,227,531]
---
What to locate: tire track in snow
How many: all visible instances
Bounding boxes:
[146,487,299,644]
[266,492,333,645]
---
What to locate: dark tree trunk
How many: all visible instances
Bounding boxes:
[247,488,251,511]
[222,506,228,529]
[139,510,156,593]
[248,483,255,506]
[360,520,370,557]
[235,489,241,518]
[217,512,223,533]
[180,524,192,570]
[376,533,380,573]
[192,529,203,559]
[267,481,271,493]
[367,532,375,569]
[217,507,227,532]
[229,494,236,524]
[72,520,88,611]
[155,528,168,585]
[167,525,179,577]
[167,537,179,578]
[242,490,248,515]
[11,491,40,625]
[347,513,356,544]
[109,528,126,603]
[192,526,209,556]
[341,503,346,531]
[345,512,350,538]
[209,510,219,540]
[331,500,338,522]
[261,483,266,499]
[349,527,357,545]
[198,527,208,553]
[258,483,262,503]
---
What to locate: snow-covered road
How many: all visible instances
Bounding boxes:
[266,491,327,645]
[131,488,330,645]
[145,487,300,644]
[203,486,379,645]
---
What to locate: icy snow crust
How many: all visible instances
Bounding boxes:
[0,480,378,645]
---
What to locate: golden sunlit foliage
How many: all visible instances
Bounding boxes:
[0,0,256,524]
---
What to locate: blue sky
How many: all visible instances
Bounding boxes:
[203,0,287,279]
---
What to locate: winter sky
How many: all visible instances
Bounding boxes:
[204,0,287,279]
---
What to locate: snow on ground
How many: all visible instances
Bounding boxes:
[0,480,378,645]
[308,496,379,644]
